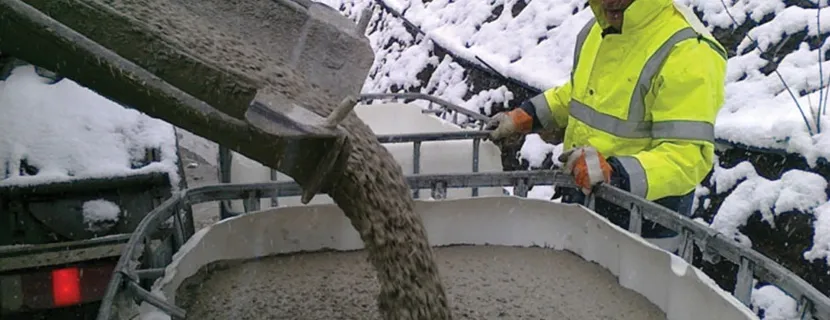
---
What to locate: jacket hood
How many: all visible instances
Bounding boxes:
[588,0,673,32]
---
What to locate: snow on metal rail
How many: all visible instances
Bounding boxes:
[96,171,830,320]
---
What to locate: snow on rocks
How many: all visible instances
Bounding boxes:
[710,160,760,194]
[805,201,830,264]
[751,283,800,320]
[0,65,180,188]
[678,0,785,29]
[709,164,828,247]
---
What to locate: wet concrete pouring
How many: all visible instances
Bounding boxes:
[90,0,452,317]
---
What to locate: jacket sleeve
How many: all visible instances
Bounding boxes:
[608,37,727,201]
[519,79,572,132]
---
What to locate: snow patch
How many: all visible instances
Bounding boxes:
[82,199,121,232]
[804,201,830,263]
[670,254,690,276]
[711,161,760,194]
[0,65,180,188]
[691,184,712,213]
[710,170,828,247]
[466,85,515,116]
[527,185,556,200]
[518,134,563,169]
[751,284,800,320]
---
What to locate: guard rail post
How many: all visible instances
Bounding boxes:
[413,141,422,199]
[628,204,643,235]
[584,193,596,211]
[472,137,481,197]
[243,190,260,213]
[218,145,233,219]
[431,180,447,200]
[677,229,695,262]
[270,169,279,207]
[734,257,755,306]
[513,177,529,197]
[801,296,816,320]
[171,201,186,251]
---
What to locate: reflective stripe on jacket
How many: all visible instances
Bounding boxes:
[524,0,728,201]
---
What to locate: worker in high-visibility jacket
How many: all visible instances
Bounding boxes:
[487,0,727,251]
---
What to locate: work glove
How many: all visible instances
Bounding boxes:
[484,108,533,140]
[558,146,612,195]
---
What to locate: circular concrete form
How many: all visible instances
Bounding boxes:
[176,245,666,320]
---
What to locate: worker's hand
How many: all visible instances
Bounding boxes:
[484,108,533,140]
[558,146,612,195]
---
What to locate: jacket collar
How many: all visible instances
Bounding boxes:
[589,0,672,34]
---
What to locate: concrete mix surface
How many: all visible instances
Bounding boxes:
[174,245,666,320]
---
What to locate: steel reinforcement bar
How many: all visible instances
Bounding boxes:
[96,170,830,320]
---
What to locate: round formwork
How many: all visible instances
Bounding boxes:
[137,197,759,320]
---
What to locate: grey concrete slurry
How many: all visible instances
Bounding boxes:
[176,245,666,320]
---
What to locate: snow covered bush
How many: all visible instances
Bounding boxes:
[708,167,827,247]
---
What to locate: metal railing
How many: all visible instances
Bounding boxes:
[218,129,495,217]
[94,92,830,319]
[96,169,830,320]
[358,92,492,129]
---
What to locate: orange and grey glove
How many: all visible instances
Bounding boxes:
[484,108,533,140]
[558,146,613,195]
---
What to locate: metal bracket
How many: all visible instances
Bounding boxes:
[431,181,448,200]
[125,280,186,319]
[733,257,754,306]
[244,94,357,205]
[628,204,643,235]
[800,296,816,320]
[584,193,596,211]
[243,191,261,213]
[679,228,695,262]
[514,178,529,197]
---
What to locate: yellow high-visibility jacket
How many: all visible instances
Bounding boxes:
[522,0,728,201]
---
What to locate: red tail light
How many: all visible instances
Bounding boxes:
[51,267,81,307]
[1,260,115,314]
